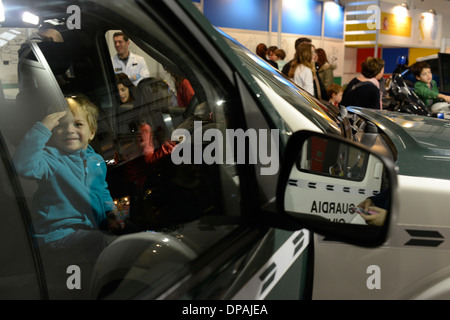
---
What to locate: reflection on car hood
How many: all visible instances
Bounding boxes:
[349,107,450,179]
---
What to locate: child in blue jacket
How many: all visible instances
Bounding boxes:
[13,95,125,246]
[13,95,128,297]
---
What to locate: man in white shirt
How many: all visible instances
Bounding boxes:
[111,32,150,86]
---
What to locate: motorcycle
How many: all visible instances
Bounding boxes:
[386,71,432,117]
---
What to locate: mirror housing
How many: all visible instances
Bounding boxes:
[276,130,397,247]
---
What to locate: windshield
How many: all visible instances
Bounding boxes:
[220,31,342,136]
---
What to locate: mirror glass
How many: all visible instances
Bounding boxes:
[284,135,391,227]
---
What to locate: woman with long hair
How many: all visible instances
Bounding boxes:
[316,48,335,89]
[115,72,135,105]
[288,43,315,96]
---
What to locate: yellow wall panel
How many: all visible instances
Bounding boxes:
[409,48,439,64]
[345,24,375,42]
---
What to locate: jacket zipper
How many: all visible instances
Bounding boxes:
[82,152,89,186]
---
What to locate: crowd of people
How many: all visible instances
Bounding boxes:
[255,39,450,115]
[256,39,342,107]
[257,36,450,115]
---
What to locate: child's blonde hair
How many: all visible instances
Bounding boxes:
[65,95,99,134]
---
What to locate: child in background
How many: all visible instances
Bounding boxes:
[273,48,287,71]
[411,61,450,113]
[327,83,344,107]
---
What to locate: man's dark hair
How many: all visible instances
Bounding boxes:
[410,61,431,78]
[294,37,312,50]
[113,32,128,42]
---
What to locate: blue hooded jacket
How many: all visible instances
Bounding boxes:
[13,122,116,244]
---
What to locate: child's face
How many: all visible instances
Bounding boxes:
[332,91,343,104]
[267,51,277,61]
[417,68,432,84]
[52,108,95,153]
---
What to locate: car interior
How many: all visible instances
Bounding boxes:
[0,2,247,298]
[0,0,399,299]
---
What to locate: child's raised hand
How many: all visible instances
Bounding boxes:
[41,111,67,131]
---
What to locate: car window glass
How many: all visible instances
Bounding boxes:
[0,132,42,299]
[223,34,342,137]
[1,3,242,299]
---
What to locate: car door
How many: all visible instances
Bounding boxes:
[0,0,313,300]
[0,131,46,299]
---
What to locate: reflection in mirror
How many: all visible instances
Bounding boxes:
[285,135,391,227]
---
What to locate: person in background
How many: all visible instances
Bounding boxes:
[115,72,135,106]
[267,46,278,63]
[288,42,314,96]
[311,45,328,101]
[256,43,278,69]
[111,32,150,86]
[172,73,195,108]
[341,57,385,109]
[282,37,312,76]
[327,83,344,107]
[274,49,287,71]
[316,48,335,89]
[411,61,450,114]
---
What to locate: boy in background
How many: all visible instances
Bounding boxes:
[412,61,450,113]
[327,83,344,107]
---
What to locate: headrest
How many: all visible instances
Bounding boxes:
[19,41,72,75]
[37,41,73,75]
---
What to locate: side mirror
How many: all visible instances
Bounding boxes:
[276,130,397,247]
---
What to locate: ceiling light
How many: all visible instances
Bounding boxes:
[0,0,4,22]
[394,3,409,17]
[399,3,409,10]
[22,11,39,25]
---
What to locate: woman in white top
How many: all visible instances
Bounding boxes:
[288,43,315,96]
